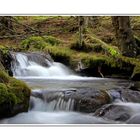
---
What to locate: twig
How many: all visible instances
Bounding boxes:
[98,66,104,78]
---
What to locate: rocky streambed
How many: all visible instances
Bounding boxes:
[1,77,140,124]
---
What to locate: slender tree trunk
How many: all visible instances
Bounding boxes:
[112,16,137,57]
[78,16,89,47]
[83,16,89,29]
[78,16,84,46]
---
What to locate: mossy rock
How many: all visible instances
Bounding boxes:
[73,89,111,113]
[44,45,72,65]
[70,41,93,52]
[0,82,22,105]
[0,70,10,83]
[8,78,31,103]
[70,40,106,53]
[0,71,31,118]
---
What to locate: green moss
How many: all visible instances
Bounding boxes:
[0,70,9,83]
[70,41,94,52]
[44,45,73,65]
[8,78,31,103]
[44,36,62,46]
[84,34,120,56]
[70,34,120,56]
[20,35,63,51]
[0,45,9,55]
[0,70,31,117]
[21,36,47,50]
[0,83,8,94]
[83,56,106,68]
[0,70,31,105]
[0,83,17,105]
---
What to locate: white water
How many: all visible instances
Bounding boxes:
[0,111,111,124]
[8,52,140,124]
[11,53,75,77]
[30,96,75,111]
[113,102,140,115]
[0,94,113,124]
[11,52,102,80]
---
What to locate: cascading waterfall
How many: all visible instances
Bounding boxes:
[9,51,140,124]
[11,52,74,77]
[30,96,75,111]
[10,52,76,114]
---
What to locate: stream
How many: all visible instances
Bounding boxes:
[1,52,140,124]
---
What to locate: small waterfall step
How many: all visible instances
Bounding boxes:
[11,52,74,77]
[30,88,112,113]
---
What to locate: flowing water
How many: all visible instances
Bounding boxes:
[1,52,140,124]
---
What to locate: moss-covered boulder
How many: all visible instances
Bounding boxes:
[0,70,31,118]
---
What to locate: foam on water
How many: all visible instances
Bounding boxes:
[0,111,111,124]
[15,76,102,80]
[113,102,140,115]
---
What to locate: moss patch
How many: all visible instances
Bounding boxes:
[20,35,64,51]
[21,36,47,50]
[0,70,31,118]
[44,45,73,65]
[0,70,10,83]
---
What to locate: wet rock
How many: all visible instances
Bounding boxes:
[126,114,140,124]
[94,103,131,122]
[70,89,111,113]
[10,51,53,68]
[121,89,140,103]
[129,82,140,91]
[0,72,31,119]
[106,89,122,101]
[31,88,111,113]
[26,52,53,67]
[94,101,140,122]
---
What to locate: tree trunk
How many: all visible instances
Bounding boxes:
[78,16,89,47]
[78,16,84,47]
[83,16,89,29]
[0,16,14,35]
[112,16,137,57]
